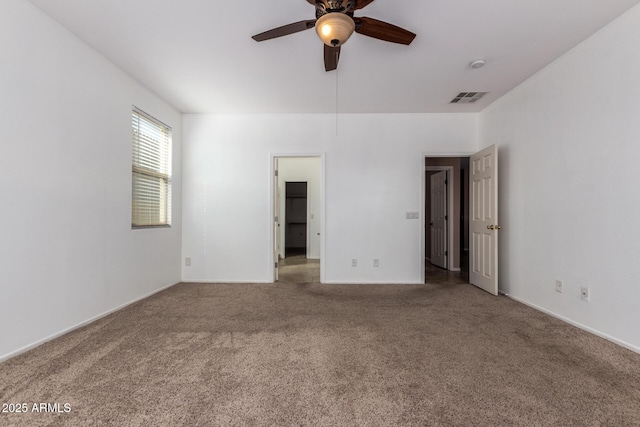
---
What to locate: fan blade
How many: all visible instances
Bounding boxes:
[324,45,341,72]
[252,20,316,42]
[354,17,416,45]
[354,0,375,10]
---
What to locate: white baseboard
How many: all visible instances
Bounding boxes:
[187,280,425,285]
[183,280,273,284]
[0,282,180,362]
[506,294,639,355]
[322,280,425,285]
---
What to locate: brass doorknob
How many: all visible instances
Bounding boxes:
[487,225,502,230]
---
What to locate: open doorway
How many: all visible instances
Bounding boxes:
[285,182,308,257]
[273,156,323,283]
[424,147,501,294]
[424,156,470,281]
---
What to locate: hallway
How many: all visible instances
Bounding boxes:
[425,262,468,285]
[278,255,320,283]
[278,256,469,286]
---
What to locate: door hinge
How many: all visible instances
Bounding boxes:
[275,216,278,222]
[275,262,278,268]
[445,215,448,220]
[275,170,278,177]
[445,251,448,256]
[445,179,448,184]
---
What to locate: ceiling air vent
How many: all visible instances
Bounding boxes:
[450,92,488,104]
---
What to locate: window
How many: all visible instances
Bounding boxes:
[131,107,171,228]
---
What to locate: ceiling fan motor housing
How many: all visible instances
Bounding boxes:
[314,0,357,15]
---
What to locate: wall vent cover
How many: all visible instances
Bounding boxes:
[450,92,488,104]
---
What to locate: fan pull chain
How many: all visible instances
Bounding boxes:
[335,63,339,136]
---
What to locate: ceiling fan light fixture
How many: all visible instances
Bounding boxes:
[315,12,355,47]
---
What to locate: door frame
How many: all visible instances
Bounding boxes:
[421,153,473,284]
[270,153,326,283]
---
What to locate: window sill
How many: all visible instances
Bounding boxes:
[132,224,171,230]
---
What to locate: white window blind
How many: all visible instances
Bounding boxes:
[132,107,171,227]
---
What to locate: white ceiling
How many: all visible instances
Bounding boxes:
[29,0,640,114]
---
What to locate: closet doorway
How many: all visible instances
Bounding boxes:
[272,156,324,283]
[285,182,308,257]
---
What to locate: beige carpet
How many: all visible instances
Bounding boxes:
[1,278,639,426]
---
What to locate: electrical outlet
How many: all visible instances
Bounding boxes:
[352,259,357,267]
[185,257,191,267]
[373,259,380,268]
[581,287,590,301]
[555,280,563,293]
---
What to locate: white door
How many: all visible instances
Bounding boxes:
[430,170,447,269]
[470,144,499,295]
[274,159,280,281]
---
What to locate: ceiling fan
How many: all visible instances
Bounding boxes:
[252,0,416,72]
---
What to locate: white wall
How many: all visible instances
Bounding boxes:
[277,157,322,260]
[181,113,478,284]
[480,4,640,351]
[0,0,182,360]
